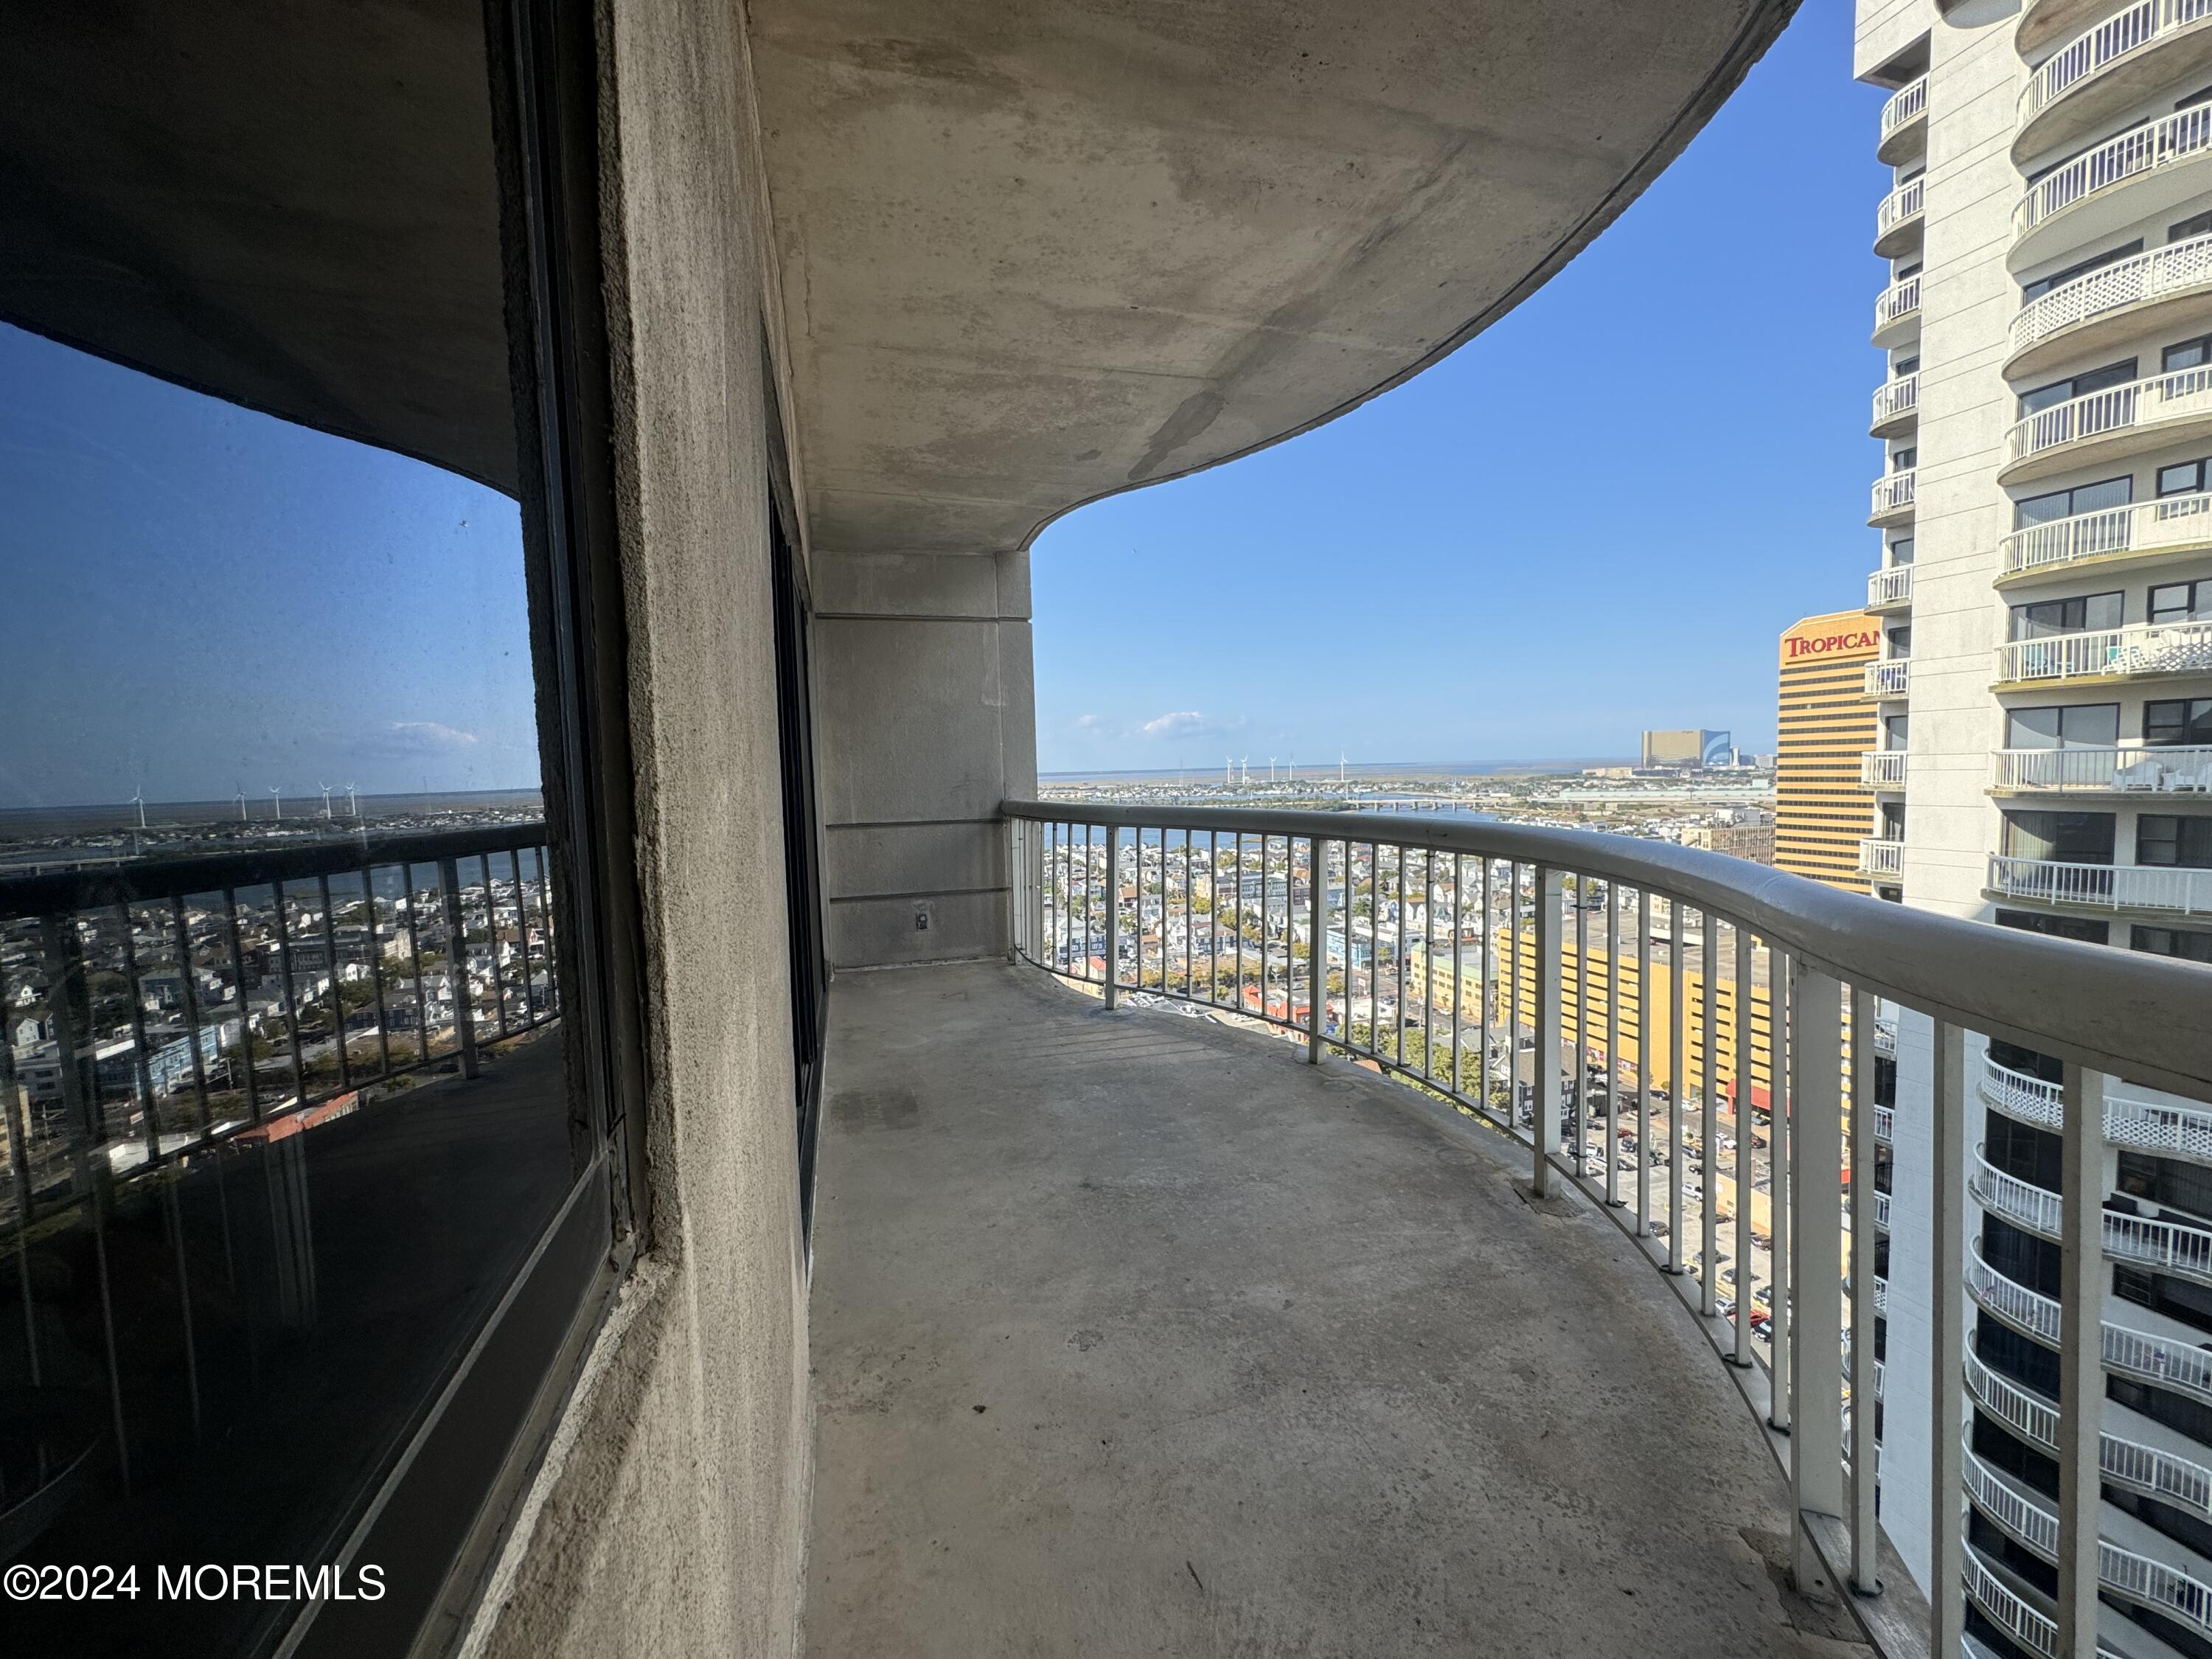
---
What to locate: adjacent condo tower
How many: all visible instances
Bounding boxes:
[1854,4,2212,1655]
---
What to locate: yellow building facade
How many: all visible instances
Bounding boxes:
[1775,610,1880,893]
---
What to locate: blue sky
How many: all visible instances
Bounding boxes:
[1032,0,1890,773]
[0,324,537,807]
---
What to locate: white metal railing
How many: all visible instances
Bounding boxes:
[1866,658,1911,698]
[2013,232,2212,358]
[1964,1549,2065,1658]
[1875,274,1922,335]
[1994,619,2212,683]
[1874,1103,1894,1141]
[2022,0,2212,128]
[1879,175,1926,243]
[1989,853,2212,914]
[1983,1051,2212,1161]
[1859,836,1905,878]
[2016,102,2212,237]
[1871,468,1916,520]
[2000,489,2212,577]
[1873,373,1919,428]
[2108,1205,2212,1281]
[1965,1442,2212,1635]
[1972,1145,2062,1236]
[1862,750,1909,788]
[1874,1013,1896,1057]
[1979,1054,2065,1128]
[1968,1343,2212,1522]
[1006,794,2212,1659]
[1882,77,1928,143]
[1994,745,2212,793]
[2006,365,2212,470]
[1867,566,1913,610]
[1874,1273,1888,1312]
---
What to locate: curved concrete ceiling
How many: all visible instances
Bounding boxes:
[750,0,1798,556]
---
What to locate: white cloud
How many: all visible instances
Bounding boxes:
[358,720,481,757]
[1141,710,1244,740]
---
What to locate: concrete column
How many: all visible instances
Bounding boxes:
[813,547,1037,967]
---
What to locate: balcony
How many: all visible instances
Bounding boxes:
[1995,618,2212,684]
[2017,0,2212,164]
[1967,1239,2212,1399]
[1862,749,1909,789]
[1874,1103,1894,1141]
[2008,230,2212,379]
[1983,1052,2212,1163]
[1998,489,2212,582]
[1872,372,1919,437]
[806,957,1825,1658]
[2000,364,2212,484]
[1876,175,1926,258]
[1867,564,1913,612]
[1867,657,1912,698]
[1972,1141,2212,1285]
[1966,1341,2212,1524]
[1871,468,1917,527]
[1992,743,2212,793]
[1858,836,1906,880]
[1872,272,1922,347]
[2013,103,2212,270]
[1988,852,2212,914]
[1878,76,1927,165]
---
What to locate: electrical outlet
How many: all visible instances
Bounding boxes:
[914,902,931,932]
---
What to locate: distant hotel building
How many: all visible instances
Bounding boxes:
[1851,4,2212,1636]
[1774,609,1882,894]
[1639,728,1731,768]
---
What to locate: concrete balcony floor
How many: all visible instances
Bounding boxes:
[804,962,1852,1658]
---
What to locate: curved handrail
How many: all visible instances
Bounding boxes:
[2022,0,2212,127]
[1874,274,1921,334]
[1001,799,2212,1097]
[2016,102,2212,236]
[1968,1342,2212,1518]
[2011,232,2212,358]
[1872,374,1919,428]
[2004,365,2212,470]
[2000,488,2212,577]
[1878,175,1925,242]
[1881,77,1927,141]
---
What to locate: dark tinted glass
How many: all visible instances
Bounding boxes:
[0,8,606,1655]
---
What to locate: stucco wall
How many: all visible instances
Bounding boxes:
[813,547,1037,967]
[464,0,810,1653]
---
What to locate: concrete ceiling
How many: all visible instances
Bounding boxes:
[749,0,1798,556]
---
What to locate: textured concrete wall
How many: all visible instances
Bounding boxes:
[814,548,1037,967]
[464,0,810,1654]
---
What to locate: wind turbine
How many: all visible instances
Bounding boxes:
[1340,752,1347,784]
[269,785,283,821]
[345,782,360,818]
[234,786,248,822]
[130,786,147,830]
[1267,756,1276,782]
[319,782,334,819]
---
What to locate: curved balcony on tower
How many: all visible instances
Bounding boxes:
[1999,365,2212,485]
[2016,0,2212,166]
[2012,104,2212,271]
[1997,488,2212,584]
[1877,175,1926,260]
[2007,230,2212,381]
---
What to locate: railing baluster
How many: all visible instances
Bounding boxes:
[1848,984,1880,1596]
[1700,915,1720,1315]
[363,869,393,1075]
[1931,1019,1968,1659]
[1575,880,1589,1180]
[437,858,479,1077]
[1731,925,1754,1365]
[318,872,351,1093]
[511,849,538,1029]
[1307,836,1324,1063]
[223,888,262,1124]
[1605,882,1621,1209]
[1770,950,1792,1428]
[1534,864,1563,1196]
[1790,962,1846,1593]
[268,883,309,1108]
[2056,1057,2107,1659]
[1635,888,1651,1237]
[1480,857,1495,1116]
[1452,854,1465,1098]
[405,863,432,1065]
[1666,899,1686,1273]
[118,902,162,1164]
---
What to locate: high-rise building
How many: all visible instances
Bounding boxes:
[1775,609,1882,893]
[1640,728,1732,768]
[1853,7,2212,1644]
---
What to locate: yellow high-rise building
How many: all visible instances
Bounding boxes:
[1775,610,1880,892]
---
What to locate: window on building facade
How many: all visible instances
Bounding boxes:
[2010,591,2124,640]
[2002,810,2117,863]
[2014,476,2132,527]
[2167,333,2212,375]
[2138,815,2212,868]
[2019,359,2138,417]
[2149,579,2212,622]
[2158,459,2212,496]
[2146,699,2212,745]
[2005,705,2120,748]
[1889,536,1915,565]
[1996,908,2111,944]
[2135,925,2212,963]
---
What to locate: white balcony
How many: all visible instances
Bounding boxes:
[1968,1238,2212,1399]
[1966,1143,2212,1288]
[1967,1342,2212,1522]
[2008,230,2212,376]
[1999,489,2212,580]
[1865,658,1910,698]
[1871,273,1921,345]
[1861,749,1908,788]
[1876,175,1925,257]
[1866,564,1913,611]
[1870,469,1916,526]
[1994,619,2212,684]
[1874,1104,1893,1142]
[1858,836,1905,879]
[1993,744,2212,793]
[1878,76,1927,164]
[1874,1012,1897,1057]
[2001,365,2212,484]
[1964,1441,2212,1638]
[1979,1054,2065,1130]
[1875,1189,1891,1230]
[2014,102,2212,266]
[1871,372,1919,436]
[2017,0,2212,163]
[1988,852,2212,915]
[1981,1053,2212,1165]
